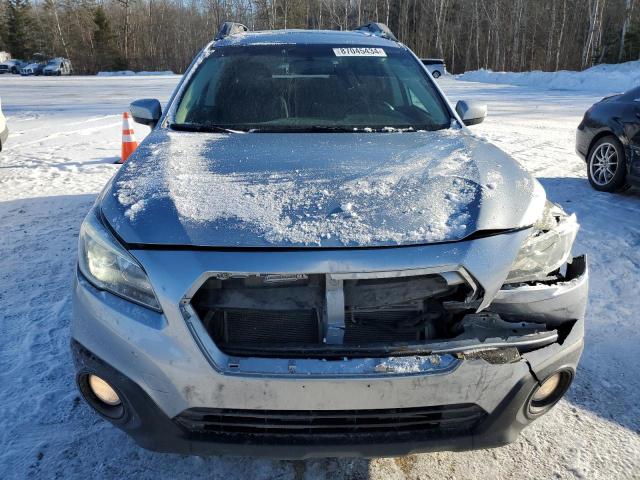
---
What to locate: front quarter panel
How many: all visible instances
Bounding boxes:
[623,101,640,177]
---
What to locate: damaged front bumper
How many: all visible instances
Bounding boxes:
[71,244,587,458]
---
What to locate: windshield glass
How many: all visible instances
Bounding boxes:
[47,61,60,67]
[173,44,452,132]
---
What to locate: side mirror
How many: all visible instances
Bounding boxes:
[455,100,487,126]
[130,99,162,128]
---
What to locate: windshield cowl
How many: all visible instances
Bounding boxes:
[169,123,446,134]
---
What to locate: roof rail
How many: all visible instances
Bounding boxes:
[215,22,249,40]
[354,22,397,41]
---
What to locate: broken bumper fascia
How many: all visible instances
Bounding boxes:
[71,250,587,457]
[491,255,588,325]
[490,254,587,381]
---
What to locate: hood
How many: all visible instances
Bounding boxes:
[101,129,545,248]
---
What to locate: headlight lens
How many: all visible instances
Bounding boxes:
[78,209,161,310]
[505,201,579,284]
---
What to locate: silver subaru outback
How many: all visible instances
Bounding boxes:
[72,23,588,458]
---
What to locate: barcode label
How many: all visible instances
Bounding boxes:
[333,47,387,57]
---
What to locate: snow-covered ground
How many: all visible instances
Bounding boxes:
[0,75,639,479]
[458,59,640,93]
[97,71,175,77]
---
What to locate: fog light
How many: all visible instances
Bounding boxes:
[88,375,121,406]
[532,373,561,402]
[528,370,572,416]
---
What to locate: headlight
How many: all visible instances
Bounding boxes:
[78,209,161,310]
[505,201,579,284]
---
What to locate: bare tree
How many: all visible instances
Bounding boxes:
[619,0,634,61]
[11,0,640,74]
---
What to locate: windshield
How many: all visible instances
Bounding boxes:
[173,44,452,132]
[47,61,61,67]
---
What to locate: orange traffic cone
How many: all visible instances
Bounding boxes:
[119,112,138,163]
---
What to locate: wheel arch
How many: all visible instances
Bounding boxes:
[587,129,626,160]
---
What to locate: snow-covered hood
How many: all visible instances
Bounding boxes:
[101,129,545,248]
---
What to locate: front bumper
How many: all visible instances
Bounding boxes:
[72,336,582,458]
[575,126,591,160]
[0,124,7,147]
[71,237,587,458]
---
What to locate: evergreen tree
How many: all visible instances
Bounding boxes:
[92,5,124,71]
[625,25,640,60]
[5,0,35,59]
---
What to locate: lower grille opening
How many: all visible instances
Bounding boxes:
[191,272,476,358]
[175,404,487,436]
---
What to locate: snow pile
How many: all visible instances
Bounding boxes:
[457,60,640,94]
[373,356,441,374]
[97,70,175,77]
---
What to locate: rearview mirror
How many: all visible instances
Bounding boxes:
[455,100,487,126]
[130,99,162,128]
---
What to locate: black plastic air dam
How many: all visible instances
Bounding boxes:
[71,338,583,458]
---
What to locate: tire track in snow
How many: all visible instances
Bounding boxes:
[7,114,120,138]
[5,121,121,152]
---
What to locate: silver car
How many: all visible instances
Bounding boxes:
[43,57,73,76]
[72,22,587,458]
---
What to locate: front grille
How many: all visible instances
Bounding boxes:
[191,272,473,357]
[175,404,486,436]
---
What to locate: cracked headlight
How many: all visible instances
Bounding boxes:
[505,201,579,284]
[78,209,161,311]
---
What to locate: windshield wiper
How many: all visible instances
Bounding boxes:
[301,126,359,133]
[250,126,375,133]
[169,123,244,133]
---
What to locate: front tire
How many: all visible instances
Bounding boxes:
[587,136,629,192]
[432,70,441,79]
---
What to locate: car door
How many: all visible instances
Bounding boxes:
[624,95,640,178]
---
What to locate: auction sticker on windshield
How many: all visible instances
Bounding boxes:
[333,47,387,57]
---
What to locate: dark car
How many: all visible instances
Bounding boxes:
[576,86,640,192]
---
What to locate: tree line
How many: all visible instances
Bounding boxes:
[1,0,639,74]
